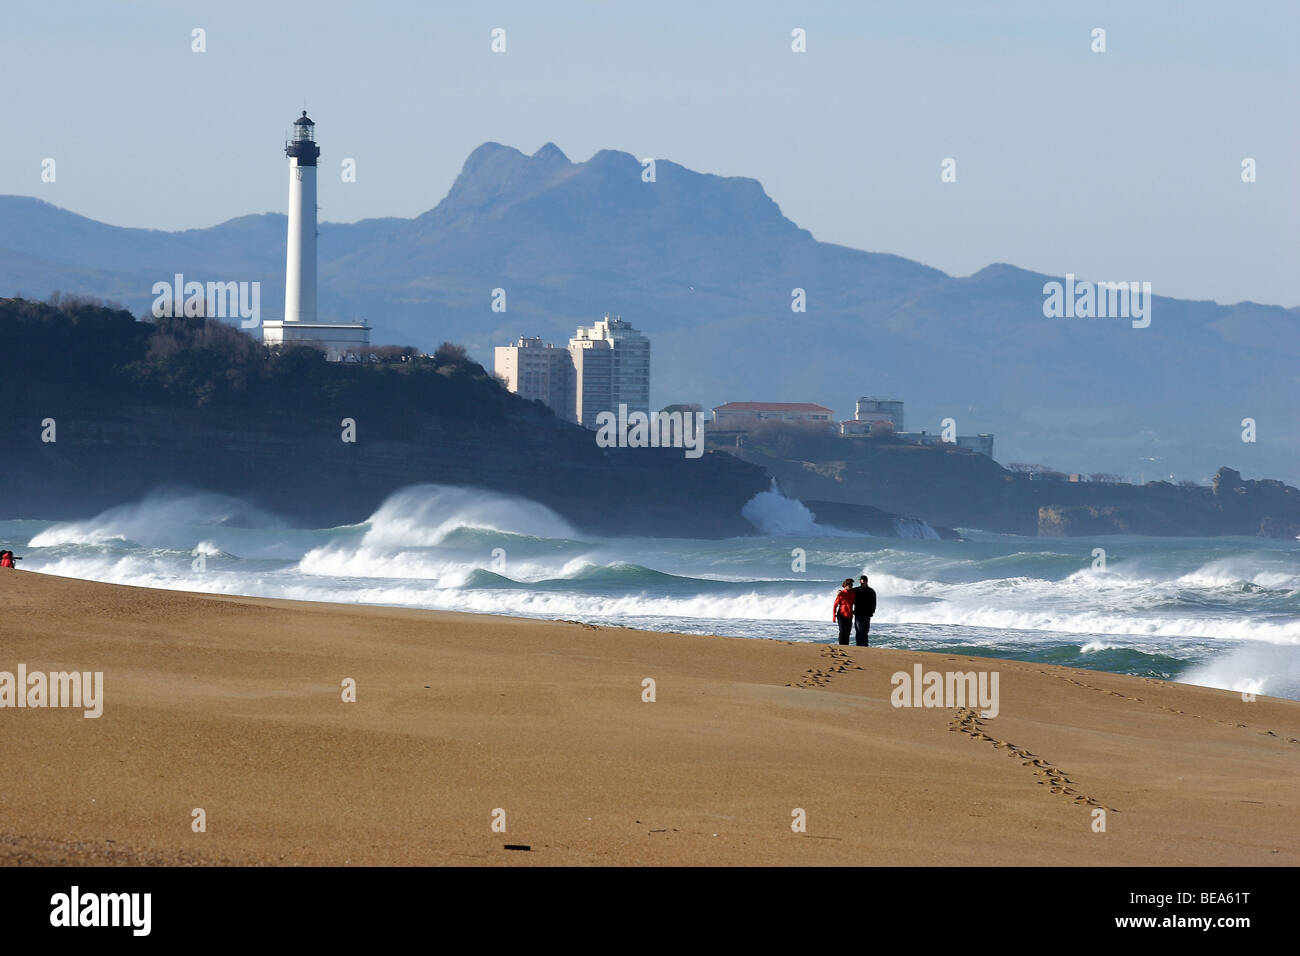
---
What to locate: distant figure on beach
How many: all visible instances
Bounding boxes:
[853,575,876,647]
[0,550,16,568]
[832,578,856,645]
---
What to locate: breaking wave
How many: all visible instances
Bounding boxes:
[7,482,1300,699]
[741,481,851,536]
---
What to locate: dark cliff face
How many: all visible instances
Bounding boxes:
[0,404,769,537]
[725,439,1035,533]
[1034,468,1300,537]
[801,500,960,540]
[722,438,1300,538]
[5,303,1292,541]
[0,300,770,536]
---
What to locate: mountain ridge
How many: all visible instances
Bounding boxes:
[1,143,1295,484]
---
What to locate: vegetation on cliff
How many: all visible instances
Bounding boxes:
[0,296,770,536]
[0,296,550,435]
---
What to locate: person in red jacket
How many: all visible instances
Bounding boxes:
[0,550,15,568]
[832,578,855,646]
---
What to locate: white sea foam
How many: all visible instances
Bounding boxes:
[12,483,1300,699]
[1181,644,1300,700]
[1080,641,1119,653]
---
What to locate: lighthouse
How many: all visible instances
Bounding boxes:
[284,110,319,324]
[262,110,371,359]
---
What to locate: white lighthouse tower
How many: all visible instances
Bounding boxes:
[262,110,371,358]
[284,110,318,324]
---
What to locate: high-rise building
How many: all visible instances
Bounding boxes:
[568,315,650,427]
[494,316,651,427]
[493,336,575,421]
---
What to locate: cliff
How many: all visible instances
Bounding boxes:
[801,500,959,540]
[0,299,768,536]
[2,405,769,537]
[718,428,1300,538]
[1036,468,1300,537]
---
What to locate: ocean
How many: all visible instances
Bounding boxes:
[5,482,1299,700]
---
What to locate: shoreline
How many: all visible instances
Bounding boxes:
[1,570,1297,866]
[16,564,1265,698]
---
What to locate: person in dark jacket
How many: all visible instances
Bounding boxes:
[832,578,855,646]
[852,574,876,646]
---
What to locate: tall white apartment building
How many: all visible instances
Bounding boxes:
[567,315,650,427]
[493,336,576,421]
[493,315,651,427]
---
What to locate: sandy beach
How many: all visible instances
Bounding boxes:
[0,570,1296,866]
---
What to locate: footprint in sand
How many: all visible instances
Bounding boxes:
[1048,671,1292,748]
[951,707,1116,812]
[789,647,859,690]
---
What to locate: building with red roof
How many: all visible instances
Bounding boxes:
[711,402,835,430]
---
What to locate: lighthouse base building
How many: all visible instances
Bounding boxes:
[262,319,372,361]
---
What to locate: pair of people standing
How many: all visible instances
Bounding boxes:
[832,575,875,646]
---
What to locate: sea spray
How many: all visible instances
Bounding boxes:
[357,484,576,548]
[28,488,285,550]
[1181,644,1300,701]
[741,480,850,537]
[297,484,580,580]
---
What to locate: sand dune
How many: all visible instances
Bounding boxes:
[0,571,1296,865]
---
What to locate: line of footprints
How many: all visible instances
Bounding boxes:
[785,648,1117,812]
[949,707,1118,812]
[1046,671,1300,745]
[786,645,863,688]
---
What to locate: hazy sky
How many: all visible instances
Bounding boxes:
[2,0,1296,306]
